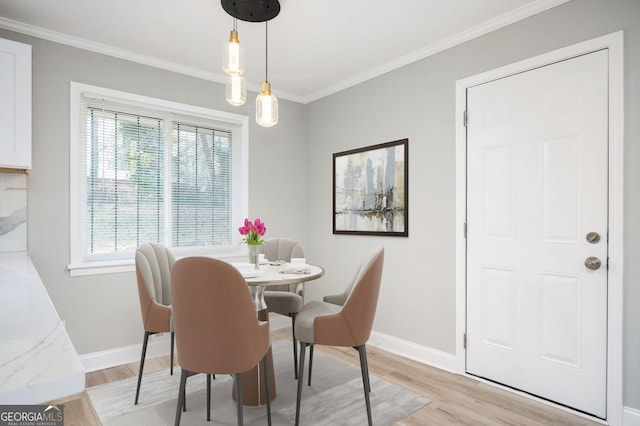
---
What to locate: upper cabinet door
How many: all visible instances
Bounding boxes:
[0,38,31,169]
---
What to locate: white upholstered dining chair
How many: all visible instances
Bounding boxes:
[261,237,305,378]
[134,242,176,405]
[294,246,384,426]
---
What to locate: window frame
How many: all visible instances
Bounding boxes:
[69,82,249,276]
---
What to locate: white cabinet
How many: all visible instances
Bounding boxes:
[0,38,31,169]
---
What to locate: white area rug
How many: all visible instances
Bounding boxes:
[87,339,429,425]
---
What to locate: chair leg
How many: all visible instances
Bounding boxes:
[170,331,175,375]
[134,331,151,405]
[235,373,243,426]
[174,369,188,426]
[295,342,307,426]
[182,376,187,412]
[357,345,373,426]
[263,354,272,426]
[362,344,371,393]
[291,313,298,379]
[206,374,212,421]
[308,344,314,386]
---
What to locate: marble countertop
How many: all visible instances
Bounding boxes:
[0,251,85,404]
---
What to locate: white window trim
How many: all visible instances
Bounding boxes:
[69,81,250,276]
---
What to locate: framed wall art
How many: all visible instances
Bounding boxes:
[333,138,408,236]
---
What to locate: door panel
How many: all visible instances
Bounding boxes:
[466,50,608,418]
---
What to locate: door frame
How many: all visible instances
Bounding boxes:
[455,31,624,423]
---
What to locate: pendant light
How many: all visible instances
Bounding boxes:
[226,74,247,106]
[256,19,278,127]
[220,0,280,122]
[223,16,247,106]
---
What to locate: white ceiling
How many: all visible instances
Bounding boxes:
[0,0,569,103]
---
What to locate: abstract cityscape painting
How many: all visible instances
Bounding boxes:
[333,139,408,236]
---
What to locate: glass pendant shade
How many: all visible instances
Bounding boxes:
[226,75,247,106]
[256,82,278,127]
[223,29,245,75]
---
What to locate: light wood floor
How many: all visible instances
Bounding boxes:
[52,328,601,425]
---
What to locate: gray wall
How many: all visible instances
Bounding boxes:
[0,28,309,356]
[304,0,640,409]
[1,0,639,411]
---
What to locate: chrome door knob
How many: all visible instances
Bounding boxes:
[585,256,602,270]
[586,232,601,244]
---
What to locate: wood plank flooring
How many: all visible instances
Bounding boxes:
[51,328,601,425]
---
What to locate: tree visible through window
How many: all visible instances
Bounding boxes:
[81,101,235,260]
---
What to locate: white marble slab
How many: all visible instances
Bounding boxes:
[0,173,27,252]
[0,251,85,403]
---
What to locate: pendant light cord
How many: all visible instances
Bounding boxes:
[265,20,268,83]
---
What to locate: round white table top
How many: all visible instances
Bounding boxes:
[231,262,324,286]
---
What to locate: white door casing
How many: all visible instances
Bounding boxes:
[466,49,607,417]
[455,32,624,424]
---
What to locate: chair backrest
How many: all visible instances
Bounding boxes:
[315,247,384,347]
[171,257,270,375]
[261,237,304,261]
[135,242,175,330]
[326,246,383,307]
[261,237,304,292]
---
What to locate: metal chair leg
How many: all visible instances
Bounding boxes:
[235,373,243,426]
[174,369,188,426]
[295,342,307,426]
[358,345,373,426]
[206,374,212,421]
[362,344,371,393]
[308,344,314,386]
[263,354,272,426]
[170,331,175,375]
[291,313,298,379]
[134,331,151,405]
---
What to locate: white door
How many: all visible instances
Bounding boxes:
[466,50,608,418]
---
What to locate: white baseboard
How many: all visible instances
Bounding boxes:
[624,406,640,426]
[80,333,173,373]
[80,327,455,375]
[368,330,456,372]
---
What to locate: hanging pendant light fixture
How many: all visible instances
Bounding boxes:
[223,14,247,106]
[256,19,278,127]
[226,74,247,106]
[223,24,244,75]
[221,0,280,125]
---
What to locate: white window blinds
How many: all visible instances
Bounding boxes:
[172,123,233,247]
[70,83,248,274]
[86,107,164,255]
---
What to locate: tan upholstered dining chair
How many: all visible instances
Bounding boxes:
[261,237,305,378]
[171,256,272,426]
[134,242,176,405]
[294,247,384,426]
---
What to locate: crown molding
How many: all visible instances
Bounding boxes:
[302,0,571,103]
[0,0,570,105]
[0,16,307,104]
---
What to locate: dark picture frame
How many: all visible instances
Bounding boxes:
[333,138,408,236]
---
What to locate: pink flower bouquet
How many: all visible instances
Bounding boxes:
[238,218,266,245]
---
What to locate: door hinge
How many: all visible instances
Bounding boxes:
[463,110,468,127]
[464,222,467,238]
[464,333,467,349]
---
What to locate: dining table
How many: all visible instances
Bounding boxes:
[231,261,325,407]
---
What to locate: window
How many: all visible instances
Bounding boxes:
[69,82,249,276]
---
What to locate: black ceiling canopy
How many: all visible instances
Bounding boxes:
[221,0,281,23]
